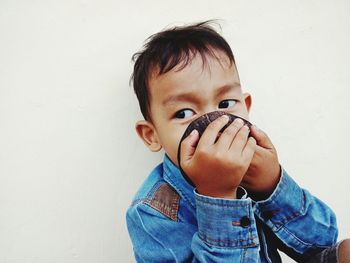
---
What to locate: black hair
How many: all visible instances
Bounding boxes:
[130,20,236,122]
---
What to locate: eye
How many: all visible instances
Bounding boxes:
[218,99,237,109]
[174,109,195,119]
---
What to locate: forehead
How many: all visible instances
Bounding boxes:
[151,49,233,78]
[148,51,239,106]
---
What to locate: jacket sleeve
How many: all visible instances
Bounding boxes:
[253,165,338,262]
[126,193,261,262]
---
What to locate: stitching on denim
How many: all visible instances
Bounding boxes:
[199,232,256,243]
[257,167,287,209]
[195,198,250,208]
[270,187,304,230]
[130,181,166,207]
[131,196,180,221]
[240,248,245,263]
[301,188,306,215]
[271,211,301,230]
[131,180,172,204]
[145,181,164,199]
[280,225,314,248]
[164,168,196,210]
[232,221,241,226]
[258,177,304,230]
[142,182,180,221]
[198,232,258,249]
[200,240,258,249]
[131,198,150,207]
[170,189,180,220]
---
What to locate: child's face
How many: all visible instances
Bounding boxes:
[136,50,252,167]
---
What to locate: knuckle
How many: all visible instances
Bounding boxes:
[247,137,256,146]
[241,156,250,165]
[223,126,237,136]
[233,163,245,174]
[227,158,236,167]
[243,125,250,131]
[238,161,247,171]
[238,126,249,136]
[212,151,223,161]
[207,122,219,131]
[236,160,245,168]
[212,116,227,127]
[233,118,244,127]
[228,155,241,166]
[196,148,209,160]
[196,148,205,157]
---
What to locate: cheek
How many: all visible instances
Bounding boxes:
[172,132,187,157]
[172,132,184,150]
[235,104,250,119]
[157,123,192,152]
[225,107,248,119]
[159,129,183,150]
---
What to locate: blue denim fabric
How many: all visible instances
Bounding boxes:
[126,154,338,262]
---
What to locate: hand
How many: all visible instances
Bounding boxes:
[180,116,257,199]
[240,125,281,200]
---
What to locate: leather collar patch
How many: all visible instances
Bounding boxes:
[146,183,180,221]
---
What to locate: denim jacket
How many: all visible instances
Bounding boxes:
[126,154,338,262]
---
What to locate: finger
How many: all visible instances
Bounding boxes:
[242,136,257,162]
[249,145,263,166]
[196,115,229,149]
[216,118,245,150]
[180,129,200,163]
[228,124,250,154]
[249,125,274,150]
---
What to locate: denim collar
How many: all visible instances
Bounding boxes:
[162,153,196,209]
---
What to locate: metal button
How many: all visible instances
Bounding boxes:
[240,216,250,227]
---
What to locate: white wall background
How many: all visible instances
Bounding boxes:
[1,0,349,262]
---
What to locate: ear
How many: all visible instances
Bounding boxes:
[243,92,252,113]
[135,120,162,152]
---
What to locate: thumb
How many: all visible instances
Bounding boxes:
[180,129,200,163]
[250,125,274,150]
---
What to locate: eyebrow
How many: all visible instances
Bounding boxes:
[162,83,241,107]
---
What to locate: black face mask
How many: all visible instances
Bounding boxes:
[177,110,253,186]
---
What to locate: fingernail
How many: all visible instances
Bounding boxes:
[190,129,198,136]
[235,118,244,125]
[221,115,229,121]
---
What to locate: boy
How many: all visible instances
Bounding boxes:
[126,21,347,262]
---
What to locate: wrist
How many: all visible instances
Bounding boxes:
[196,187,237,199]
[247,165,282,200]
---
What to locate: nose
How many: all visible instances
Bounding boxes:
[201,107,229,118]
[201,105,225,116]
[181,111,252,140]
